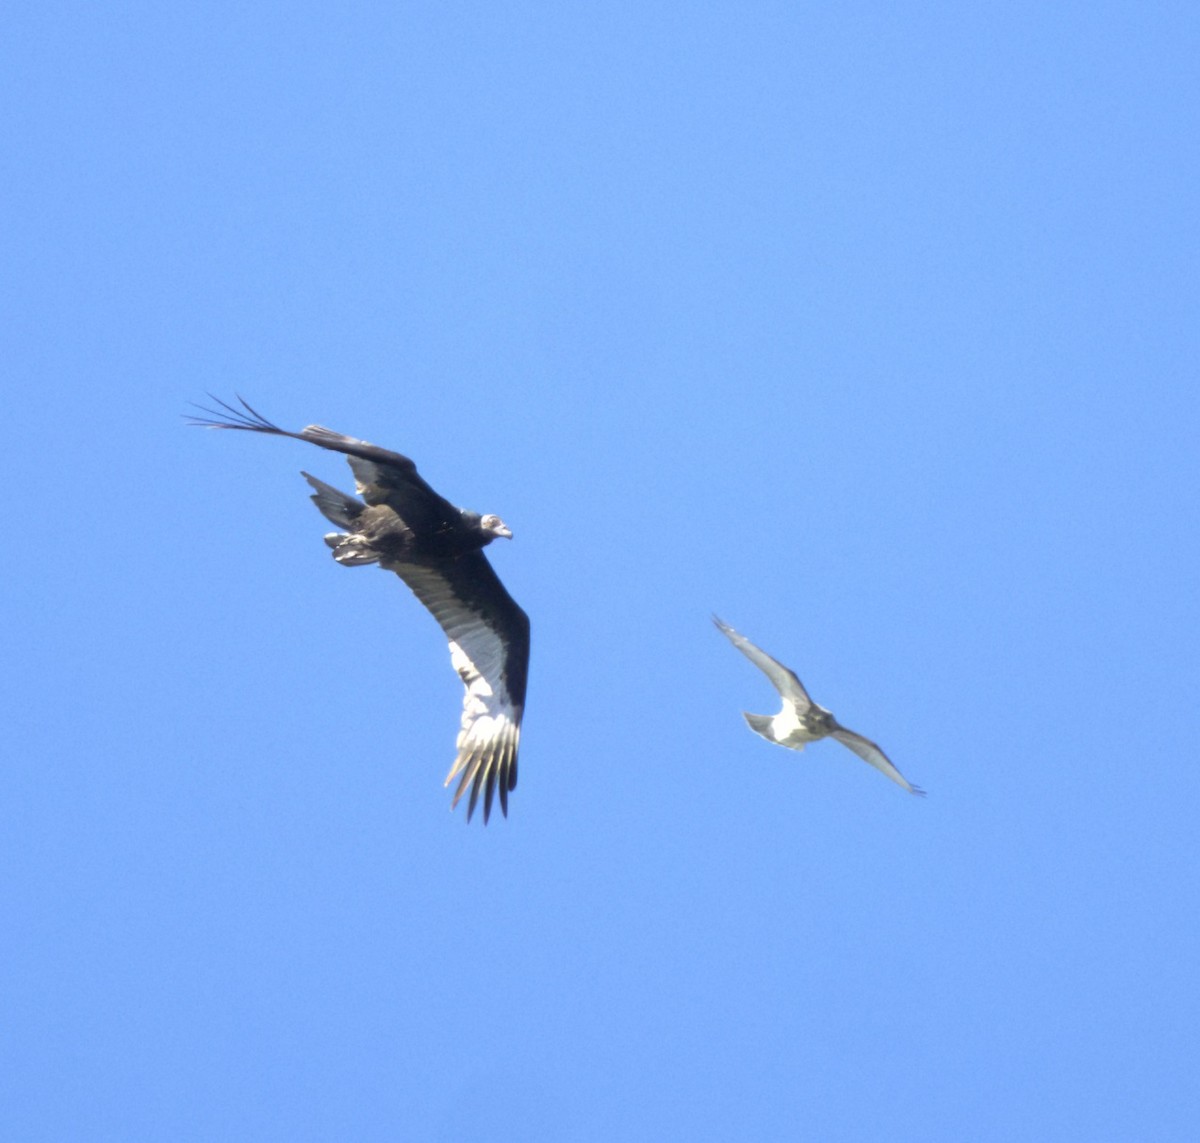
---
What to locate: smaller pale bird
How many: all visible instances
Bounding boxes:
[713,616,924,796]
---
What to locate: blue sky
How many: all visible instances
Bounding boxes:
[4,2,1198,1139]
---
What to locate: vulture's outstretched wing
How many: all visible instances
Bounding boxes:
[830,728,925,797]
[187,395,452,512]
[712,616,814,711]
[395,553,530,823]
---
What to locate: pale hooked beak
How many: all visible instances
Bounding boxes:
[491,522,513,540]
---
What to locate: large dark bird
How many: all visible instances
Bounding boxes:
[190,396,530,823]
[713,617,923,796]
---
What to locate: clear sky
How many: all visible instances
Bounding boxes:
[4,2,1198,1139]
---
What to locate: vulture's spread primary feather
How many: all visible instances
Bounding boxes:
[190,396,530,823]
[713,617,923,796]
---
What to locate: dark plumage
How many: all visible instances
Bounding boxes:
[189,396,530,823]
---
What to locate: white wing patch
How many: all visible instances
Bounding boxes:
[447,631,520,762]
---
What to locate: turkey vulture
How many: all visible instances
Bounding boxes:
[189,396,530,823]
[713,617,923,796]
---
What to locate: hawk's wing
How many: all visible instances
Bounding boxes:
[712,616,815,712]
[830,727,925,796]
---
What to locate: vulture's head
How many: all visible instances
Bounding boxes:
[479,513,513,540]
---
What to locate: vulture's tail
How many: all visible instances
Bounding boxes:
[303,471,363,529]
